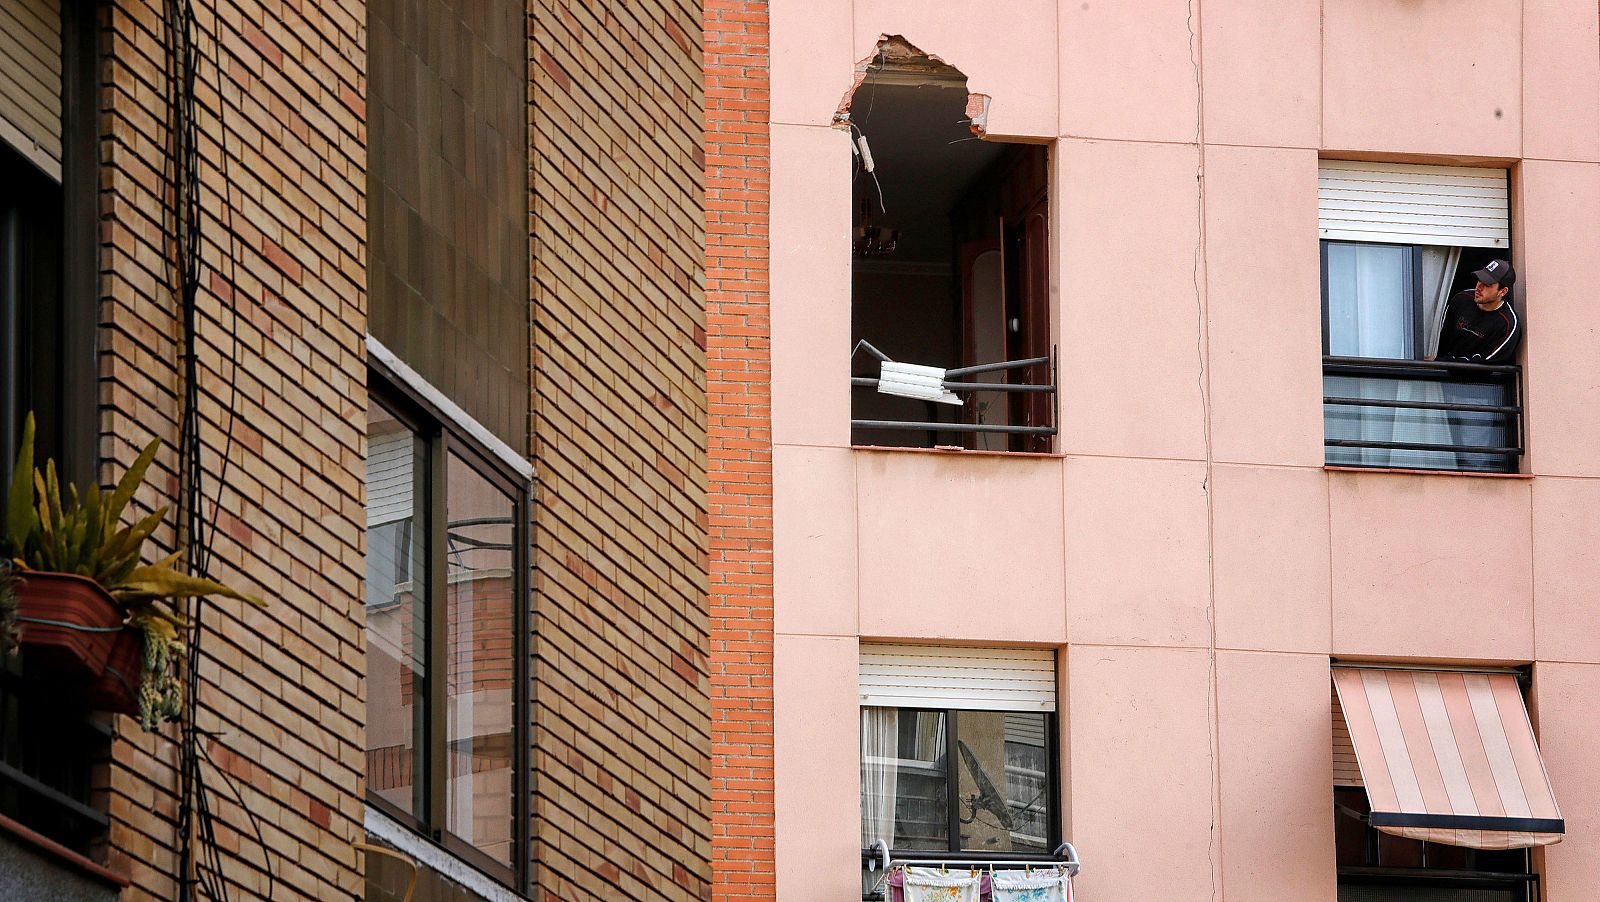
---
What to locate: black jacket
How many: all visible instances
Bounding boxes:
[1436,290,1521,363]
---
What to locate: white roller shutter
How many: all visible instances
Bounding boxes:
[859,643,1056,712]
[1332,681,1362,787]
[1318,160,1508,248]
[366,428,416,527]
[0,0,63,181]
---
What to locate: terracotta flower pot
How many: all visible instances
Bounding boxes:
[13,570,126,681]
[82,625,142,715]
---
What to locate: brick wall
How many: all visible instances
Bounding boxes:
[527,0,711,899]
[703,1,775,899]
[97,0,368,897]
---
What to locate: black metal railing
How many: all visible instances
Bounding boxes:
[0,662,111,854]
[1323,356,1523,474]
[850,341,1057,450]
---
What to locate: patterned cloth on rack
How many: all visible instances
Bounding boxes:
[990,868,1073,902]
[891,866,985,902]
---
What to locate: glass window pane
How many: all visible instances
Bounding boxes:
[364,401,427,819]
[444,452,518,866]
[861,707,948,851]
[1327,243,1414,359]
[955,710,1050,854]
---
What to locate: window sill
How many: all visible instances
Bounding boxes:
[0,812,128,889]
[364,806,527,902]
[1323,466,1532,480]
[851,444,1062,460]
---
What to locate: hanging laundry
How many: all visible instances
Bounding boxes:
[991,868,1073,902]
[891,866,985,902]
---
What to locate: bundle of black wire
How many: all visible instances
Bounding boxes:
[162,0,274,898]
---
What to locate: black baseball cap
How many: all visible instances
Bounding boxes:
[1472,259,1515,288]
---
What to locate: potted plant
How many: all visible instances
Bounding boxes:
[1,414,265,730]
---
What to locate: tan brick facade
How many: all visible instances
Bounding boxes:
[96,0,368,898]
[528,1,711,899]
[703,1,775,899]
[5,0,714,897]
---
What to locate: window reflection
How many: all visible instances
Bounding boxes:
[444,452,517,866]
[364,401,426,819]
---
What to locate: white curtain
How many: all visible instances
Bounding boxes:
[862,707,899,849]
[1325,244,1457,469]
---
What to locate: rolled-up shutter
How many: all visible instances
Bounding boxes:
[0,0,63,181]
[366,428,416,527]
[1333,682,1362,787]
[1318,160,1508,248]
[859,643,1056,712]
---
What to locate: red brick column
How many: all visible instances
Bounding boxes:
[705,0,775,898]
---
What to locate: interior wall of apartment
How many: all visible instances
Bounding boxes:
[528,1,711,899]
[757,1,1600,901]
[367,0,529,452]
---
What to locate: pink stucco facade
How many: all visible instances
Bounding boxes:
[757,2,1600,900]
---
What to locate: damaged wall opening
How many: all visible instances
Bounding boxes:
[845,41,1053,453]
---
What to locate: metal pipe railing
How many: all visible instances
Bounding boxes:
[1322,356,1524,471]
[850,347,1057,442]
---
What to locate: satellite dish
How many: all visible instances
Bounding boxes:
[957,740,1014,831]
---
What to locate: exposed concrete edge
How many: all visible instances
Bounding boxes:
[363,807,526,902]
[366,334,535,481]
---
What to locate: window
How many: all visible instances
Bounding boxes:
[845,39,1054,453]
[1331,667,1559,902]
[858,645,1059,861]
[1318,161,1521,473]
[0,0,102,856]
[364,372,530,886]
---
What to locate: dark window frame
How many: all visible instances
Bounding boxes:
[0,0,106,857]
[1319,240,1426,360]
[864,705,1063,862]
[365,363,533,892]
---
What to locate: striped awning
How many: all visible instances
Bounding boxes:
[1332,667,1563,850]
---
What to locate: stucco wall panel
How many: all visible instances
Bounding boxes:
[1522,0,1600,163]
[1068,646,1215,902]
[1211,465,1331,655]
[1064,456,1210,648]
[1058,0,1196,143]
[771,0,851,126]
[1057,138,1207,461]
[1532,663,1600,899]
[856,451,1066,643]
[1199,0,1319,148]
[773,445,858,637]
[773,634,860,900]
[1322,0,1521,158]
[1202,144,1324,468]
[1216,652,1336,902]
[1531,477,1600,663]
[1329,472,1532,661]
[852,0,1057,139]
[1521,160,1600,476]
[771,124,853,448]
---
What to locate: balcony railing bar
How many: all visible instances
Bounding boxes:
[850,419,1056,436]
[1323,355,1519,376]
[0,760,108,828]
[1326,439,1524,455]
[944,356,1051,378]
[1323,397,1521,415]
[851,377,1056,394]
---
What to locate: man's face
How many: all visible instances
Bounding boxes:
[1474,280,1508,308]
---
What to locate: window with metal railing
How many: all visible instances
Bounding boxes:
[1323,356,1522,473]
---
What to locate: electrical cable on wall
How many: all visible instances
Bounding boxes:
[162,0,271,898]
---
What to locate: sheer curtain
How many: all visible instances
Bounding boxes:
[861,707,899,849]
[1325,243,1457,469]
